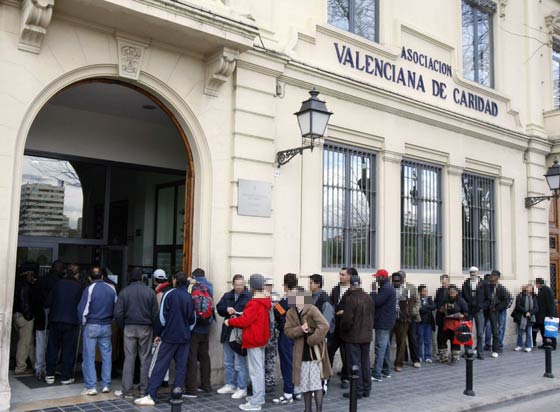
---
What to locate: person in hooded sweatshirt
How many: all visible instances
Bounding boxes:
[134,271,195,406]
[226,274,271,411]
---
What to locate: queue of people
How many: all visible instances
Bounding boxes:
[10,261,559,411]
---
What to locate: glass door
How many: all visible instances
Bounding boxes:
[154,181,185,275]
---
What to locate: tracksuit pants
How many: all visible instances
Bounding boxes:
[147,341,190,400]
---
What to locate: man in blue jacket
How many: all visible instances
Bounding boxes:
[77,267,117,396]
[371,269,396,382]
[184,268,214,397]
[135,271,195,406]
[45,264,82,385]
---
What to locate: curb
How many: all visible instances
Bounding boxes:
[441,378,560,412]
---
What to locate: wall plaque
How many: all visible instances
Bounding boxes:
[237,179,272,218]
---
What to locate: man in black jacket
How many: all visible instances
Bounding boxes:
[461,267,489,360]
[340,271,374,399]
[486,270,511,358]
[114,267,159,398]
[534,278,559,350]
[13,263,37,375]
[44,264,83,385]
[216,274,252,398]
[327,268,352,388]
[435,274,450,363]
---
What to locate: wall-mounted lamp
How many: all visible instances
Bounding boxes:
[525,159,560,207]
[276,90,333,168]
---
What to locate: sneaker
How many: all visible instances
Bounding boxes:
[514,346,522,351]
[425,358,433,364]
[273,395,293,404]
[182,393,198,398]
[101,386,110,393]
[382,373,392,379]
[81,388,98,396]
[60,378,75,385]
[232,389,247,399]
[371,376,382,382]
[239,403,262,411]
[217,384,237,394]
[413,362,421,368]
[239,403,261,411]
[134,395,155,406]
[491,352,499,358]
[524,347,532,353]
[45,376,55,385]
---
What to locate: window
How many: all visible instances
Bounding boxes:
[401,161,442,270]
[462,0,495,87]
[553,39,560,108]
[462,173,495,271]
[328,0,378,42]
[322,143,376,269]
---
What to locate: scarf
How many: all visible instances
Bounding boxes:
[520,294,534,331]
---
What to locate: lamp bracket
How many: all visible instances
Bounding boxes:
[276,144,315,168]
[525,193,560,208]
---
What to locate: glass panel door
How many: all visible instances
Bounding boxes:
[154,181,185,274]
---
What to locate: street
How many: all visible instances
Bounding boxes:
[480,390,560,412]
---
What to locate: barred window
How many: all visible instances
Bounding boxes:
[462,0,495,87]
[462,173,495,271]
[322,143,376,269]
[553,39,560,108]
[328,0,378,42]
[401,161,442,270]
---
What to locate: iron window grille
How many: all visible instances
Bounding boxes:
[322,143,376,269]
[401,160,443,270]
[327,0,378,43]
[462,173,496,271]
[462,0,495,87]
[553,38,560,109]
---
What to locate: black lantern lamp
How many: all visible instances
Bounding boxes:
[525,159,560,207]
[276,89,333,168]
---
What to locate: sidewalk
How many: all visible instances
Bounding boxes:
[27,345,560,412]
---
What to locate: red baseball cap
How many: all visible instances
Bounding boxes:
[374,269,389,278]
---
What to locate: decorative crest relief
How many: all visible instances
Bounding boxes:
[498,0,507,18]
[546,10,560,36]
[116,37,148,81]
[18,0,55,54]
[204,47,239,97]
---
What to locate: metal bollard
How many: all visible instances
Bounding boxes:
[170,386,183,412]
[544,338,555,379]
[463,348,475,397]
[349,365,359,412]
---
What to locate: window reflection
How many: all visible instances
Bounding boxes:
[462,0,494,87]
[19,155,105,239]
[328,0,377,42]
[553,42,560,108]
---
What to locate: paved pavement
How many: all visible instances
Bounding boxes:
[480,390,560,412]
[26,345,560,412]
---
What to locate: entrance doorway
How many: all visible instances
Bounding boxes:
[10,80,194,410]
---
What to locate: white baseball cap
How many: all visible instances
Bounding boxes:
[153,269,167,280]
[469,266,479,273]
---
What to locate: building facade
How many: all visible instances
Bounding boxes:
[2,0,560,409]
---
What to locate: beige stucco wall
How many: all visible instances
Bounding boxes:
[1,0,560,410]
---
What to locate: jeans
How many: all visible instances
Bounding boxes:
[372,329,391,379]
[46,322,79,380]
[278,332,294,394]
[247,347,265,406]
[223,342,248,389]
[416,323,433,360]
[35,329,47,374]
[122,325,152,395]
[82,323,112,389]
[147,341,189,399]
[517,325,533,348]
[345,343,371,394]
[485,309,506,351]
[466,311,485,354]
